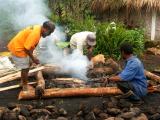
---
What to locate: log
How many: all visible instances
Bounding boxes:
[146,47,160,55]
[0,82,36,92]
[18,86,159,100]
[91,54,105,65]
[0,66,45,84]
[52,78,85,84]
[145,70,160,83]
[35,71,45,98]
[18,87,122,100]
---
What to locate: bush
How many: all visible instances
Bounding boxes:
[51,15,145,60]
[94,24,144,59]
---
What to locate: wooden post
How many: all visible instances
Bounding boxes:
[35,71,45,98]
[18,86,159,100]
[151,10,157,41]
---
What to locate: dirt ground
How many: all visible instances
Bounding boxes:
[0,53,160,120]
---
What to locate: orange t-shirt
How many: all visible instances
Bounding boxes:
[7,25,41,57]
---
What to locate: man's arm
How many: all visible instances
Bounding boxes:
[87,47,93,60]
[24,48,39,64]
[108,75,122,82]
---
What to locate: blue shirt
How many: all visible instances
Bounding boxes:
[118,56,147,97]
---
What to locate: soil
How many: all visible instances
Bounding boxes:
[0,53,160,120]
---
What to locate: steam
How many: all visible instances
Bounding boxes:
[37,28,90,80]
[0,0,49,40]
[0,0,90,80]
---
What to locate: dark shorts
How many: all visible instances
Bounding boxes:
[117,81,135,93]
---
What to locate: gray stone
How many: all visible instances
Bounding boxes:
[99,112,108,119]
[107,108,121,115]
[59,108,67,116]
[105,117,115,120]
[131,113,148,120]
[3,111,18,120]
[18,115,26,120]
[120,112,136,119]
[130,107,141,116]
[84,112,96,120]
[30,109,51,116]
[150,113,160,120]
[20,106,30,117]
[57,116,68,120]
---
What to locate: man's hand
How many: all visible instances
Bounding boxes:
[33,57,40,64]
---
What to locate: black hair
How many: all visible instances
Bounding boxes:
[43,21,55,32]
[120,42,133,54]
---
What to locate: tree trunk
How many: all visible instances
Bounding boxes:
[18,87,122,100]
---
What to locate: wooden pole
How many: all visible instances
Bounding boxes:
[151,10,157,41]
[18,86,159,100]
[0,66,45,84]
[0,82,36,92]
[18,87,122,100]
[35,71,45,98]
[145,70,160,83]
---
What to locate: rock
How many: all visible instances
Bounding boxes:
[57,116,68,120]
[12,107,21,114]
[7,103,18,110]
[107,108,121,115]
[18,115,26,120]
[130,107,141,116]
[156,106,160,113]
[146,107,157,115]
[76,111,83,116]
[106,101,116,108]
[149,113,160,120]
[45,105,57,112]
[0,107,9,119]
[99,112,108,119]
[30,109,51,116]
[131,113,148,120]
[115,117,124,120]
[37,115,49,120]
[59,108,67,116]
[3,111,18,120]
[23,105,33,111]
[118,99,132,108]
[105,117,115,120]
[92,107,101,115]
[120,112,136,119]
[84,112,96,120]
[20,106,30,117]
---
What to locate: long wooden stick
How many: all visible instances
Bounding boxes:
[52,78,85,84]
[0,66,45,84]
[0,82,36,92]
[145,70,160,83]
[18,87,122,100]
[18,86,159,100]
[35,71,45,97]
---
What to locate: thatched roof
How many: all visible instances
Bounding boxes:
[91,0,160,13]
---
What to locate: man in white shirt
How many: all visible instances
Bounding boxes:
[70,31,96,60]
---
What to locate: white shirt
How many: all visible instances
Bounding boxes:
[70,31,95,54]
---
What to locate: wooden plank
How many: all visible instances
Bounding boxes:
[0,82,36,92]
[0,66,45,84]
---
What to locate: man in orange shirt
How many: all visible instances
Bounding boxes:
[8,21,55,91]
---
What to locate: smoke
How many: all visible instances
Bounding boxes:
[37,27,90,80]
[0,0,90,80]
[0,0,49,41]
